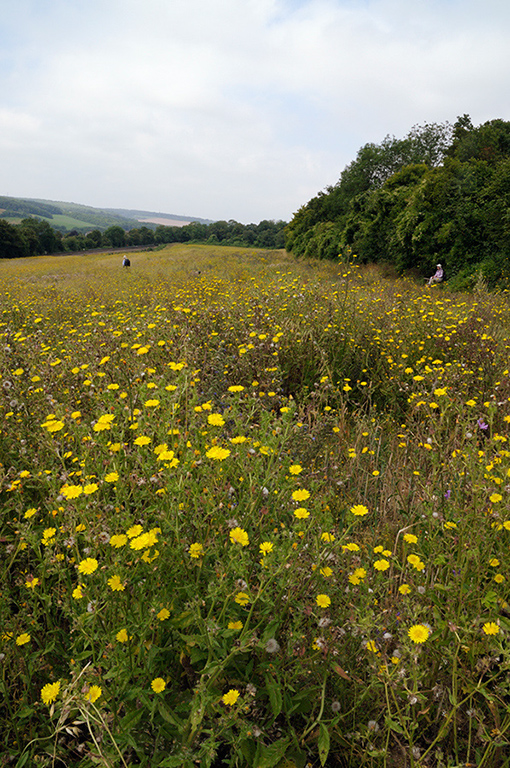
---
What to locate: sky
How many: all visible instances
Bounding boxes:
[1,0,510,224]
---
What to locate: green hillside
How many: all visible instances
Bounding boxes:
[0,195,208,233]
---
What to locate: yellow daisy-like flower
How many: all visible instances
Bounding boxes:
[208,413,225,427]
[482,621,500,635]
[151,678,166,693]
[350,504,369,516]
[130,533,152,550]
[16,633,31,646]
[126,524,143,539]
[229,527,249,546]
[105,471,119,483]
[366,640,378,652]
[228,385,244,392]
[134,436,151,446]
[289,464,303,475]
[110,534,128,548]
[398,584,411,595]
[42,527,56,542]
[83,483,98,495]
[294,507,309,519]
[291,489,310,502]
[108,574,125,592]
[78,558,98,575]
[490,493,503,504]
[403,533,418,544]
[189,542,204,558]
[222,689,240,706]
[234,592,250,606]
[25,576,40,589]
[316,594,331,608]
[41,681,61,705]
[373,559,390,571]
[320,566,333,577]
[72,585,84,599]
[85,685,102,703]
[157,608,170,621]
[228,621,243,630]
[61,484,83,499]
[144,399,160,408]
[321,532,335,542]
[343,542,360,552]
[408,624,430,644]
[259,541,274,554]
[24,508,37,519]
[116,628,129,643]
[206,446,231,461]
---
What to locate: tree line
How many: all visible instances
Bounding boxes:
[0,217,287,259]
[285,116,510,288]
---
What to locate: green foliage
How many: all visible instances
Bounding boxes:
[286,116,510,287]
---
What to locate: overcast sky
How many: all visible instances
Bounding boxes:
[1,0,510,223]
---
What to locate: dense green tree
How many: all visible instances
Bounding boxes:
[18,218,62,255]
[0,220,26,259]
[102,226,126,247]
[285,116,510,286]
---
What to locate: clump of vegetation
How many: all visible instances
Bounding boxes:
[1,244,510,767]
[286,115,510,288]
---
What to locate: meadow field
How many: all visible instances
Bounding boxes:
[1,244,510,768]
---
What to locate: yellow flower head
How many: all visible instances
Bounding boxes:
[316,594,331,608]
[41,681,61,705]
[189,542,204,558]
[292,489,310,502]
[85,685,102,703]
[229,527,249,546]
[206,446,231,461]
[228,621,243,630]
[350,504,369,516]
[151,677,166,693]
[482,621,500,636]
[208,413,225,427]
[408,624,430,644]
[222,688,240,706]
[108,574,125,592]
[234,592,250,606]
[78,558,98,575]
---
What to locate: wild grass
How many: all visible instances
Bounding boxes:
[1,244,510,767]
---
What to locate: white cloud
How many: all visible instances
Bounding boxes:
[1,0,510,221]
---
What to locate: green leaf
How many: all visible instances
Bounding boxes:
[385,716,406,734]
[265,673,283,718]
[238,738,257,763]
[120,708,144,732]
[157,700,183,727]
[318,723,330,767]
[255,736,290,768]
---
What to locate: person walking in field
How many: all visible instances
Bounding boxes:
[122,256,131,268]
[427,263,443,286]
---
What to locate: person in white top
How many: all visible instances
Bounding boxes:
[427,263,443,286]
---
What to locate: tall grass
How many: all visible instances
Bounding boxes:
[1,244,510,767]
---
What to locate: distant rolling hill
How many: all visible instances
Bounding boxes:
[0,195,213,232]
